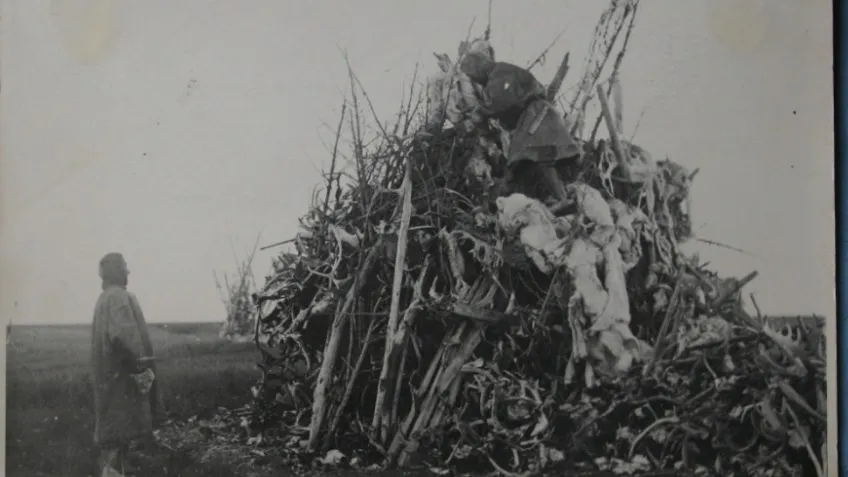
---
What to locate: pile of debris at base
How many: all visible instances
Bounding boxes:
[239,18,827,477]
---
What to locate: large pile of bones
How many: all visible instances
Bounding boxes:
[239,35,826,477]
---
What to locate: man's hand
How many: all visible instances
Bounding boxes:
[132,368,155,395]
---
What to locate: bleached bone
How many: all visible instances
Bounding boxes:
[427,275,442,301]
[465,144,494,188]
[617,141,657,184]
[564,294,588,386]
[425,50,485,130]
[434,53,452,73]
[438,229,468,296]
[469,279,498,310]
[592,234,629,331]
[608,198,647,235]
[762,321,806,356]
[597,143,617,196]
[479,133,503,160]
[491,119,511,153]
[328,224,362,249]
[608,198,648,271]
[451,229,503,271]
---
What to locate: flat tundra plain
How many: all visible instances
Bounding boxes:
[6,323,261,477]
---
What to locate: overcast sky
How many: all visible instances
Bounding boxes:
[0,0,834,325]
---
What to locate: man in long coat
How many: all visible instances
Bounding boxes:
[91,252,161,475]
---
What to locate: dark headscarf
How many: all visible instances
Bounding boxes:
[459,51,496,85]
[99,252,128,289]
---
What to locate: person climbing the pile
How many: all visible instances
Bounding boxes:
[458,40,583,213]
[91,253,162,476]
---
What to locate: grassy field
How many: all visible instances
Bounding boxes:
[14,317,818,476]
[6,322,261,477]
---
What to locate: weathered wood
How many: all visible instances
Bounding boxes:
[529,52,571,135]
[596,84,628,165]
[372,163,414,440]
[321,318,378,453]
[546,51,570,101]
[386,330,454,462]
[710,270,759,310]
[306,240,384,450]
[396,323,486,467]
[448,302,519,325]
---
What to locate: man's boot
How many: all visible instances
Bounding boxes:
[98,447,123,476]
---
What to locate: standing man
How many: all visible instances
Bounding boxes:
[91,252,161,475]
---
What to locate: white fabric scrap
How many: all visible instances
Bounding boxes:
[496,194,571,274]
[426,39,492,131]
[426,59,483,131]
[320,449,347,466]
[496,189,652,379]
[566,182,614,228]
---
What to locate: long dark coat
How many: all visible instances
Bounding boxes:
[91,285,162,447]
[459,56,582,169]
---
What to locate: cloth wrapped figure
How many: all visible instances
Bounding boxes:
[458,48,582,207]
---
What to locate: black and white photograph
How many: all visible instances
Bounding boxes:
[1,1,836,476]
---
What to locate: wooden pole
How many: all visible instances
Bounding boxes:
[371,159,414,441]
[596,84,627,164]
[546,52,570,100]
[529,52,570,135]
[306,240,385,450]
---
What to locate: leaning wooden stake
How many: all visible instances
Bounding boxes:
[529,52,570,135]
[322,317,378,452]
[306,240,384,450]
[385,262,429,441]
[386,332,452,463]
[596,84,627,165]
[611,74,623,132]
[372,159,414,441]
[546,51,570,100]
[711,271,759,311]
[396,323,486,467]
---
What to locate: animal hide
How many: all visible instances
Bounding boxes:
[496,193,574,274]
[496,190,652,382]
